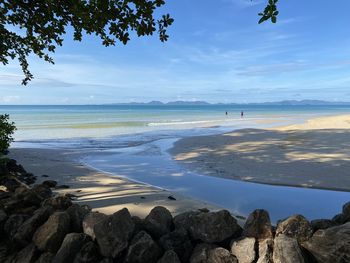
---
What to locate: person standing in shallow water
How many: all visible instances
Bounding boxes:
[225,111,228,116]
[241,111,244,118]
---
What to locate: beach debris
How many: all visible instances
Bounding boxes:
[190,243,238,263]
[167,195,176,200]
[94,208,135,258]
[125,231,162,263]
[33,212,71,252]
[140,196,146,199]
[243,209,273,240]
[273,235,306,263]
[230,237,256,263]
[144,206,173,238]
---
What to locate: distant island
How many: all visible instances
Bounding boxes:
[106,100,350,106]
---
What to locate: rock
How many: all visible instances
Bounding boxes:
[12,243,39,263]
[230,237,256,263]
[73,241,102,263]
[173,210,200,230]
[55,185,70,189]
[131,215,144,235]
[332,213,348,224]
[343,201,350,217]
[14,206,53,246]
[0,209,7,234]
[243,209,273,240]
[94,208,134,258]
[144,206,173,238]
[176,210,241,243]
[4,214,29,239]
[33,211,71,252]
[125,231,162,263]
[0,242,10,262]
[43,195,72,210]
[157,250,181,263]
[273,234,306,263]
[190,243,238,263]
[42,180,57,188]
[53,233,91,263]
[31,184,52,200]
[310,219,336,231]
[34,252,54,263]
[67,204,91,233]
[159,228,193,263]
[302,222,350,263]
[257,238,274,263]
[41,174,49,178]
[168,195,176,200]
[82,212,107,240]
[275,215,313,243]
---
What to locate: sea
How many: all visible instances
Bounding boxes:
[1,104,350,222]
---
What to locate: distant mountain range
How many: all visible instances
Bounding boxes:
[106,100,350,106]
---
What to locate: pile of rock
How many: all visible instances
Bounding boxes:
[1,159,350,263]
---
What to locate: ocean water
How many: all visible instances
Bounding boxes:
[2,104,350,221]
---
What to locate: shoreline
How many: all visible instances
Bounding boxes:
[171,114,350,192]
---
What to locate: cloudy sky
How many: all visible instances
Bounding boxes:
[1,0,350,104]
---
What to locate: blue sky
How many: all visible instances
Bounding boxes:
[1,0,350,104]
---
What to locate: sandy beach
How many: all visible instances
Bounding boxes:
[8,148,221,218]
[171,114,350,191]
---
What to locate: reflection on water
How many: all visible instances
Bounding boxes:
[83,138,350,223]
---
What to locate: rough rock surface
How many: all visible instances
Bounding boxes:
[276,215,313,243]
[144,206,173,238]
[73,241,102,263]
[125,231,162,263]
[257,238,274,263]
[82,212,107,240]
[243,209,273,240]
[310,219,335,231]
[157,250,181,263]
[94,208,135,258]
[33,211,71,252]
[190,243,238,263]
[12,243,39,263]
[4,214,29,239]
[302,222,350,263]
[66,204,91,233]
[273,234,305,263]
[230,237,256,263]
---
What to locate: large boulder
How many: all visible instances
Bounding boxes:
[243,209,273,240]
[275,215,313,243]
[159,228,193,263]
[273,234,306,263]
[82,212,107,240]
[42,195,72,210]
[302,222,350,263]
[4,214,29,239]
[256,239,273,263]
[34,252,55,263]
[174,211,200,231]
[33,211,71,252]
[190,243,238,263]
[53,233,91,263]
[144,206,173,238]
[125,231,162,263]
[73,241,102,263]
[66,204,91,233]
[94,208,135,258]
[230,237,256,263]
[175,210,241,243]
[12,243,39,263]
[310,219,335,232]
[157,250,181,263]
[14,206,53,246]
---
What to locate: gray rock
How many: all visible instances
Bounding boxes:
[310,219,336,231]
[4,214,29,239]
[178,210,241,243]
[73,241,102,263]
[144,206,173,238]
[34,252,54,263]
[159,228,193,263]
[276,215,313,243]
[33,211,71,252]
[343,201,350,215]
[94,208,134,258]
[42,180,58,188]
[53,233,91,263]
[302,222,350,263]
[67,204,91,233]
[230,237,256,263]
[174,211,200,231]
[190,243,238,263]
[42,195,72,210]
[12,243,39,263]
[273,234,306,263]
[243,209,273,240]
[31,184,52,200]
[157,250,181,263]
[0,209,7,234]
[82,212,107,240]
[257,238,273,263]
[125,231,162,263]
[14,206,53,246]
